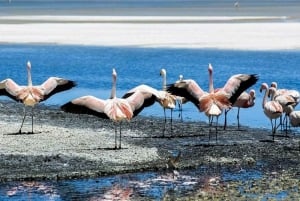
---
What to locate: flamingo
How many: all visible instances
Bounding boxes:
[0,61,76,134]
[61,69,158,149]
[167,63,258,141]
[270,82,299,131]
[286,105,300,127]
[175,75,188,121]
[260,83,283,141]
[159,68,176,131]
[271,82,300,106]
[223,89,256,130]
[122,83,176,136]
[272,91,297,134]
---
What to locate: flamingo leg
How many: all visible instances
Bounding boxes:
[237,107,240,130]
[114,122,117,149]
[164,108,167,123]
[284,114,289,136]
[215,116,219,142]
[170,109,173,134]
[162,108,167,137]
[223,109,229,130]
[119,122,122,149]
[178,101,183,122]
[31,107,34,134]
[19,107,27,134]
[208,116,213,141]
[270,119,275,141]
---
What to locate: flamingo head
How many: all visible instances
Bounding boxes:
[259,83,268,93]
[179,74,183,81]
[268,87,277,98]
[160,68,166,77]
[112,68,117,80]
[208,63,213,74]
[249,89,256,99]
[27,61,31,70]
[270,82,278,89]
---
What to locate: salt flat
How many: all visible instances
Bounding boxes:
[0,16,299,50]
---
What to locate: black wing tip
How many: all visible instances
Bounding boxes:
[66,80,77,89]
[60,101,74,112]
[251,74,259,81]
[122,92,134,99]
[61,101,109,119]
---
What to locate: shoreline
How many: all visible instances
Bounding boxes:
[0,100,300,182]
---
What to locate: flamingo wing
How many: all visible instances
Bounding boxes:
[0,78,23,102]
[222,74,258,104]
[61,95,109,119]
[264,101,283,117]
[167,79,204,108]
[289,111,300,127]
[40,77,76,101]
[125,90,157,117]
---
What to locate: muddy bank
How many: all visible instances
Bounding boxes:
[0,100,300,182]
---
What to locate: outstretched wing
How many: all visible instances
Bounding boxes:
[61,95,109,119]
[40,77,76,101]
[222,74,259,104]
[0,78,23,102]
[167,79,205,108]
[125,90,157,117]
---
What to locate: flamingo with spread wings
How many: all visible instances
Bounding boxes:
[167,63,258,141]
[61,69,158,149]
[0,61,76,134]
[223,89,256,130]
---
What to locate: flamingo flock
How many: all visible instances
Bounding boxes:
[1,61,300,147]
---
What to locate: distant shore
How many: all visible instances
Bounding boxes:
[0,15,299,50]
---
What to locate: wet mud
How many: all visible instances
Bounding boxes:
[0,100,300,185]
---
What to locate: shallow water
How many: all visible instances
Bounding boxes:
[0,162,298,200]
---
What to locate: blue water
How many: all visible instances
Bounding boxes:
[1,44,300,130]
[0,165,266,200]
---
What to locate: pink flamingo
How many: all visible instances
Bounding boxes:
[159,68,177,131]
[167,63,258,141]
[122,81,176,136]
[176,74,188,121]
[270,82,299,132]
[61,69,157,149]
[223,89,256,130]
[286,105,300,127]
[260,83,283,141]
[0,61,76,134]
[271,82,300,105]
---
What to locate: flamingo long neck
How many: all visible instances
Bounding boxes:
[110,69,117,99]
[208,67,214,93]
[262,87,269,109]
[162,72,167,91]
[27,64,32,87]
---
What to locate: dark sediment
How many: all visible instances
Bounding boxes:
[0,100,300,183]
